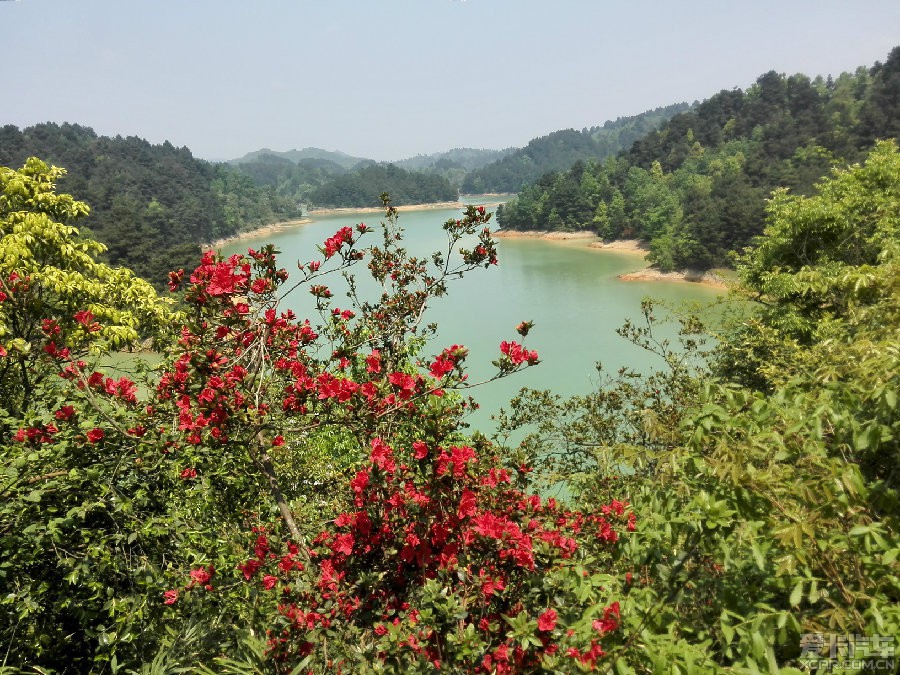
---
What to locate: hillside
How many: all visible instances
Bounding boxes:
[228,146,369,170]
[461,103,691,193]
[497,46,900,270]
[235,152,350,204]
[392,147,515,189]
[306,162,458,208]
[0,123,301,287]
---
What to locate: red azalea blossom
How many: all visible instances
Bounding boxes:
[74,310,95,326]
[238,558,262,580]
[86,427,104,443]
[190,567,212,585]
[537,608,558,632]
[54,405,75,421]
[412,441,428,460]
[163,589,178,605]
[365,350,382,374]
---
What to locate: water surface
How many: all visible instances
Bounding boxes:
[221,202,721,431]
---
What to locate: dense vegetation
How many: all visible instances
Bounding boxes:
[228,148,509,206]
[2,138,897,672]
[394,147,516,190]
[395,147,514,173]
[0,123,301,287]
[461,103,690,194]
[306,162,459,207]
[233,152,350,205]
[497,47,900,271]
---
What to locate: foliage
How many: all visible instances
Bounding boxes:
[462,104,691,194]
[307,163,458,208]
[0,175,634,673]
[0,124,301,288]
[0,159,179,671]
[496,142,900,672]
[0,158,176,419]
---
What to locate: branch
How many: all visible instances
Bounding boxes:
[249,432,307,559]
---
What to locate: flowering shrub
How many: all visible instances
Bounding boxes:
[168,435,631,672]
[2,175,633,672]
[148,201,632,671]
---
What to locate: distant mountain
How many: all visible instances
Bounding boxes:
[234,152,349,202]
[390,148,515,191]
[461,103,691,193]
[394,148,515,172]
[228,147,370,170]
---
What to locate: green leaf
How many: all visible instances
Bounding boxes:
[789,580,803,607]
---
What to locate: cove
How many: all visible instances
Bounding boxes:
[219,199,722,432]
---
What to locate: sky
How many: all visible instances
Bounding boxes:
[2,0,899,162]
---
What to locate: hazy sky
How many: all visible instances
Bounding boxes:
[3,1,898,161]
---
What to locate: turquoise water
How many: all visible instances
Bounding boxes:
[220,201,721,432]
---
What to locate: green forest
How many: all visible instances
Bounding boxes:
[230,150,479,208]
[497,48,900,271]
[305,162,459,208]
[0,124,301,287]
[461,103,690,194]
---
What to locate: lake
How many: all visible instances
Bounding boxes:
[219,199,722,432]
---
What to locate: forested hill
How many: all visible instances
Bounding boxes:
[461,103,691,193]
[234,153,350,205]
[306,162,458,208]
[0,123,300,287]
[393,147,514,172]
[228,146,368,170]
[496,47,900,271]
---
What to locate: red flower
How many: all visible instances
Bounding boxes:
[365,350,382,374]
[163,589,178,605]
[412,441,428,460]
[181,467,198,480]
[333,533,354,556]
[54,405,75,421]
[74,310,95,326]
[457,489,477,519]
[190,567,212,585]
[238,558,262,580]
[429,355,454,378]
[86,427,104,443]
[262,575,278,590]
[537,608,558,632]
[592,602,620,633]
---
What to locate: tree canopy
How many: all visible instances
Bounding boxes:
[0,123,301,288]
[497,47,900,271]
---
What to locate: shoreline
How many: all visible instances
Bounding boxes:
[492,230,728,288]
[211,216,729,290]
[492,229,598,241]
[617,267,728,289]
[308,196,510,217]
[211,198,510,248]
[208,217,313,248]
